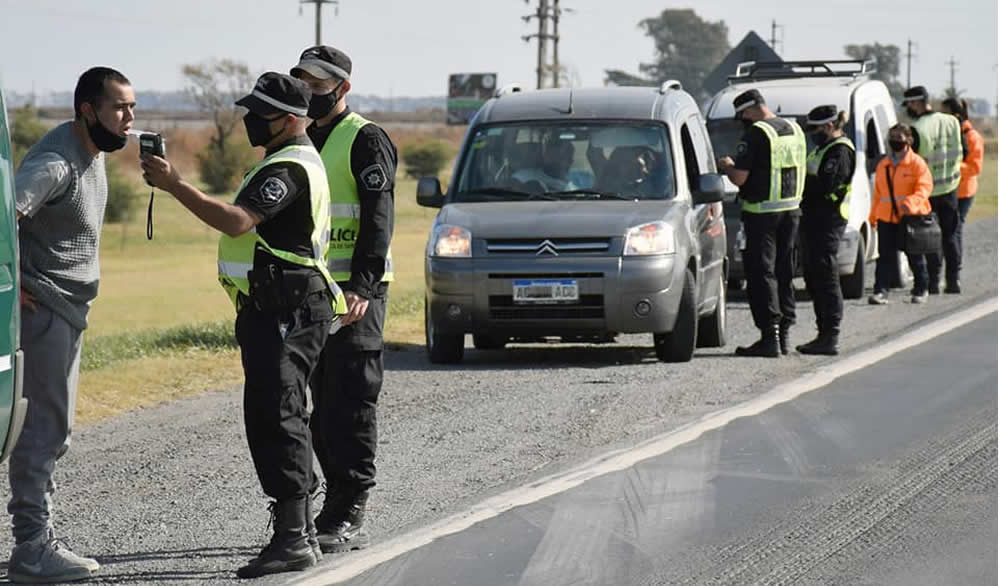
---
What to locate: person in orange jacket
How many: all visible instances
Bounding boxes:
[942,97,984,277]
[868,123,934,305]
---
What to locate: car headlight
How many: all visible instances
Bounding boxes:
[624,221,675,255]
[430,224,472,257]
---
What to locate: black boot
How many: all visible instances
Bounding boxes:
[778,325,790,356]
[316,490,370,554]
[735,326,780,358]
[237,497,317,579]
[306,495,322,562]
[796,329,839,355]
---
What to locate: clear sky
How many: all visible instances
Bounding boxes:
[0,0,996,103]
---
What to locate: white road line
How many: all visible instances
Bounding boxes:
[290,298,998,586]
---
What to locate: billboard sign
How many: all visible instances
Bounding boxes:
[447,73,497,125]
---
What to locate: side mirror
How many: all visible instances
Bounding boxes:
[692,173,725,205]
[416,177,445,208]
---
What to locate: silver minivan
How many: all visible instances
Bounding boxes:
[417,83,728,364]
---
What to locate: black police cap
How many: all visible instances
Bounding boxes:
[236,72,312,117]
[291,46,352,81]
[901,85,929,106]
[733,89,765,118]
[806,104,839,126]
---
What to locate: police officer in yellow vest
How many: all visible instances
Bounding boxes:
[718,89,806,357]
[902,85,967,294]
[290,46,396,553]
[141,72,346,579]
[797,105,856,356]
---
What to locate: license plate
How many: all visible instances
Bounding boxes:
[513,279,579,304]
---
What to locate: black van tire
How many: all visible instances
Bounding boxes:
[654,268,697,362]
[425,299,464,364]
[697,272,727,348]
[840,235,866,300]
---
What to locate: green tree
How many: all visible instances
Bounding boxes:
[844,43,904,101]
[10,104,48,168]
[401,141,452,178]
[104,158,138,223]
[635,9,730,99]
[196,136,258,193]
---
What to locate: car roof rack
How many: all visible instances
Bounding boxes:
[494,83,523,98]
[728,59,877,82]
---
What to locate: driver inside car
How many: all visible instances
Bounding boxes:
[511,136,577,192]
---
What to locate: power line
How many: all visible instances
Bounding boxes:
[300,0,339,46]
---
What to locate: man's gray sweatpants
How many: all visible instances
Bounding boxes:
[7,303,82,544]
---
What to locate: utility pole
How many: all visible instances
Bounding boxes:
[947,56,959,96]
[769,19,783,54]
[551,0,560,88]
[905,39,915,87]
[300,0,339,46]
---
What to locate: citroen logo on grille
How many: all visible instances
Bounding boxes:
[536,239,559,256]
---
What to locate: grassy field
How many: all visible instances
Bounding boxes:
[72,135,997,425]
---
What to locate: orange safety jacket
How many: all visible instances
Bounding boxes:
[958,119,984,199]
[870,148,933,226]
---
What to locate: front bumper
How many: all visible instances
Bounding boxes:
[426,254,683,337]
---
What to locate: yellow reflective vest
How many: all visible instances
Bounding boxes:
[806,136,855,221]
[912,111,963,196]
[318,111,394,282]
[742,119,806,214]
[217,144,347,314]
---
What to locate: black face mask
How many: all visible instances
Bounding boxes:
[243,112,280,147]
[307,83,343,120]
[85,114,127,152]
[809,132,829,148]
[905,107,920,119]
[888,139,907,153]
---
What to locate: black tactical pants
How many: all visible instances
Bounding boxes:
[311,294,387,497]
[236,290,333,499]
[926,190,960,286]
[742,210,800,331]
[801,215,846,334]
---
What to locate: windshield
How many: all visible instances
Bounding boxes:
[452,121,675,202]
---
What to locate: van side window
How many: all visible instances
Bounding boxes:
[864,112,882,176]
[680,123,701,193]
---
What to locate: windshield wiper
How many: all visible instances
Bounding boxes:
[544,189,634,200]
[456,187,559,201]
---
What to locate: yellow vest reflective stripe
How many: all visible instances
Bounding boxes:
[742,119,806,214]
[217,144,347,315]
[806,136,855,221]
[912,112,962,196]
[319,111,394,282]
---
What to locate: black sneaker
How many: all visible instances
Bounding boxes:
[944,281,961,294]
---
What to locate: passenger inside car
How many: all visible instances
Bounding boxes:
[511,135,577,192]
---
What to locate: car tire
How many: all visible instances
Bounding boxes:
[473,334,506,350]
[696,272,726,348]
[425,299,464,364]
[840,235,866,300]
[654,267,697,363]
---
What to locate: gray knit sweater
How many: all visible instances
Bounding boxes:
[15,122,108,330]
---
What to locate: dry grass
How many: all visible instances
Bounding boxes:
[967,139,997,222]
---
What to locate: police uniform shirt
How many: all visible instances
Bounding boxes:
[732,117,802,214]
[233,135,316,260]
[308,107,397,300]
[802,141,855,215]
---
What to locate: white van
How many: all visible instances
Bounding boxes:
[703,60,898,299]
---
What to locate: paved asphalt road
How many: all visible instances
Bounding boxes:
[313,311,996,586]
[0,219,995,585]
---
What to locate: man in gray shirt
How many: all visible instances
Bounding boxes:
[8,66,134,584]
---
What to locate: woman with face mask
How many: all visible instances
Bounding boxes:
[867,123,934,306]
[797,106,855,355]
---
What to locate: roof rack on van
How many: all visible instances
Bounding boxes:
[658,79,682,94]
[494,83,523,98]
[729,59,877,82]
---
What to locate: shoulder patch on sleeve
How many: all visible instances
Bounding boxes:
[258,176,289,205]
[736,142,748,155]
[824,158,838,173]
[360,163,389,191]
